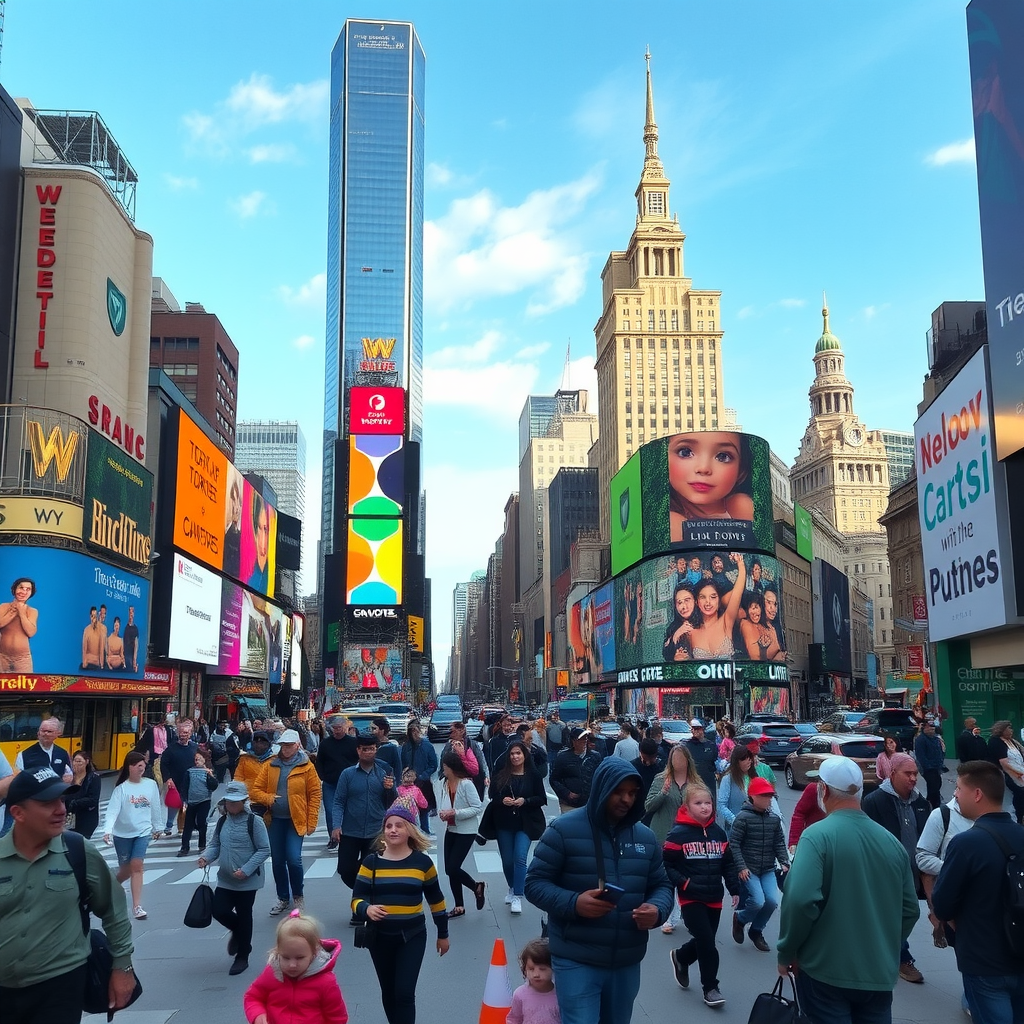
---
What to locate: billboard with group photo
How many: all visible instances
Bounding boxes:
[0,546,149,679]
[610,432,775,575]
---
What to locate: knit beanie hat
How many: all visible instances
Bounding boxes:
[384,800,419,829]
[888,753,917,774]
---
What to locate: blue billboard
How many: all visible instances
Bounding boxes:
[0,547,149,678]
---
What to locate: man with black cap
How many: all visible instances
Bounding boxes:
[550,728,603,814]
[331,733,397,919]
[234,729,275,795]
[0,766,136,1023]
[684,718,718,792]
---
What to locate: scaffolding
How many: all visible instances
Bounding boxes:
[24,108,138,222]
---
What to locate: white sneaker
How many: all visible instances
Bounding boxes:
[269,899,290,916]
[510,896,522,914]
[133,906,147,920]
[504,889,515,905]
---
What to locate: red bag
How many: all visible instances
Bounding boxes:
[164,780,183,809]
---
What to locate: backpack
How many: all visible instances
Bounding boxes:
[210,732,228,756]
[975,820,1024,958]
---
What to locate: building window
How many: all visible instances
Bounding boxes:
[648,310,655,332]
[647,191,664,215]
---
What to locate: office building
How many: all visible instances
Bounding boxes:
[547,466,600,579]
[881,430,914,490]
[592,54,727,540]
[151,279,239,458]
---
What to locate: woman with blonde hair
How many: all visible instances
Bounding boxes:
[645,743,698,934]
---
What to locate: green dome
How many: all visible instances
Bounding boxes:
[815,304,842,353]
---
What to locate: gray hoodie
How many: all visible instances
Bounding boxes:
[203,806,271,891]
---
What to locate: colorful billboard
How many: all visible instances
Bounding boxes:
[914,347,1018,640]
[173,409,226,571]
[341,646,403,690]
[0,546,148,679]
[610,433,775,577]
[968,1,1024,459]
[348,434,404,516]
[348,386,405,436]
[276,511,302,572]
[346,518,402,605]
[0,497,82,540]
[83,428,153,570]
[240,481,277,598]
[567,582,615,684]
[609,451,644,575]
[216,583,283,680]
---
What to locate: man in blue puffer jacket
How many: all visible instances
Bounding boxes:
[525,756,673,1024]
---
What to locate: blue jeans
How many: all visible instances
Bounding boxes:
[737,870,780,933]
[795,972,893,1024]
[963,973,1024,1024]
[112,834,150,865]
[495,828,531,895]
[268,817,305,901]
[321,781,337,834]
[551,956,642,1024]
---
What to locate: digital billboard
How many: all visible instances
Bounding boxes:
[968,1,1024,459]
[348,434,404,516]
[0,546,148,679]
[168,552,221,665]
[346,517,403,605]
[610,451,644,576]
[610,433,775,576]
[83,428,153,570]
[914,347,1018,640]
[813,559,851,674]
[567,582,615,685]
[241,481,276,598]
[276,510,302,572]
[348,386,405,436]
[216,582,283,680]
[794,503,813,562]
[341,646,403,690]
[173,409,226,571]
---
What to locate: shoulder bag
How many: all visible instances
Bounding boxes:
[183,867,214,928]
[747,974,812,1024]
[352,855,378,950]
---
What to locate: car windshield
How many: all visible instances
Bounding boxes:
[842,740,885,758]
[762,725,799,737]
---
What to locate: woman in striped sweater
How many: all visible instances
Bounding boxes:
[352,803,449,1024]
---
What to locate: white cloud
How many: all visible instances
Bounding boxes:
[862,303,890,320]
[164,173,198,191]
[231,190,269,219]
[292,334,316,350]
[424,172,600,315]
[778,298,806,308]
[424,360,541,420]
[426,162,454,187]
[515,342,551,360]
[925,138,975,167]
[736,306,756,320]
[248,143,297,164]
[184,74,327,157]
[278,272,326,307]
[430,330,502,367]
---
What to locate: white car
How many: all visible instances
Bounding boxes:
[659,720,692,745]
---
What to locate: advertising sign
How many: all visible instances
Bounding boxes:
[0,497,82,539]
[907,645,925,675]
[240,480,277,598]
[813,559,851,674]
[794,504,813,562]
[4,408,89,499]
[348,387,405,436]
[0,673,174,696]
[622,432,774,564]
[968,1,1024,460]
[610,451,644,575]
[341,646,402,690]
[173,409,226,571]
[911,595,928,627]
[348,435,404,516]
[567,582,615,685]
[276,511,302,572]
[168,552,221,665]
[0,547,148,679]
[915,347,1017,640]
[346,518,403,605]
[408,614,424,653]
[83,428,153,569]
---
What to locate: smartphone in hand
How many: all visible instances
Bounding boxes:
[596,884,625,905]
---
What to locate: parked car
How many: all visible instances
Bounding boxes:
[377,701,414,739]
[427,709,464,742]
[817,710,872,733]
[658,719,693,745]
[853,707,921,751]
[792,721,820,739]
[736,723,804,767]
[743,713,790,725]
[784,733,886,790]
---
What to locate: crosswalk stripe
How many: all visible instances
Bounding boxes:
[170,869,209,886]
[473,850,503,875]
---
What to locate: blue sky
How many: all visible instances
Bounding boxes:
[4,2,984,674]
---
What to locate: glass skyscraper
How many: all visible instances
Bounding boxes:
[322,19,425,561]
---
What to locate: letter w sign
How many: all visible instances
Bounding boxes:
[27,421,79,483]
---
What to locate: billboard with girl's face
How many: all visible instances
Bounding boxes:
[567,582,615,685]
[240,480,277,599]
[610,432,775,575]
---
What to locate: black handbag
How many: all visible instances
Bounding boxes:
[83,929,144,1020]
[476,800,497,842]
[352,857,377,950]
[183,870,214,928]
[747,974,812,1024]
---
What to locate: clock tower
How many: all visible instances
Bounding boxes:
[790,298,890,535]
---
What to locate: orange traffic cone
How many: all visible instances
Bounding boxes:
[479,937,513,1023]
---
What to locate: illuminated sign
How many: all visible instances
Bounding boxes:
[87,396,145,461]
[359,336,397,374]
[33,184,61,370]
[0,673,174,695]
[28,420,79,483]
[408,615,424,652]
[349,387,405,436]
[346,518,403,605]
[348,435,404,516]
[172,409,226,571]
[0,497,83,539]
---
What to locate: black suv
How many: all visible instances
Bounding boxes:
[855,708,920,750]
[736,723,804,767]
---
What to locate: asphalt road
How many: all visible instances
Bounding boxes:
[80,752,970,1024]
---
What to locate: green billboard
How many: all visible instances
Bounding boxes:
[610,451,644,575]
[794,503,813,562]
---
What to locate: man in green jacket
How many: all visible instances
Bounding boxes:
[777,757,919,1023]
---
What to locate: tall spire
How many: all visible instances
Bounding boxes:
[822,290,830,334]
[644,47,658,161]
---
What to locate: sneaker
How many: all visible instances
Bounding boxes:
[269,899,290,916]
[510,896,522,914]
[749,931,771,953]
[669,949,689,990]
[326,838,339,852]
[228,956,249,976]
[292,897,305,912]
[731,913,745,944]
[176,849,190,858]
[703,988,726,1008]
[661,923,676,934]
[899,961,924,984]
[133,906,147,920]
[505,888,515,905]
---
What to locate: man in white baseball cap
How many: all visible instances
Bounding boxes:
[777,757,919,1022]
